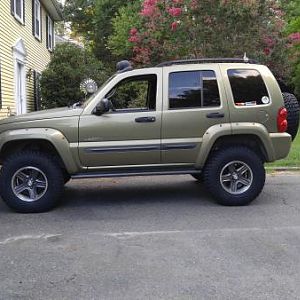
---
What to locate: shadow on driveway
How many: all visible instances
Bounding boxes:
[61,176,216,209]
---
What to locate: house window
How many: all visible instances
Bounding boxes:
[11,0,25,24]
[33,0,41,40]
[46,16,54,51]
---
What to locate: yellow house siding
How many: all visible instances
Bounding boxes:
[0,0,54,118]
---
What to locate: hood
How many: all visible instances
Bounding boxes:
[0,107,83,125]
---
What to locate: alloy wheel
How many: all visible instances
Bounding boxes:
[11,166,48,202]
[220,161,253,195]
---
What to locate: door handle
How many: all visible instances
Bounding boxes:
[135,116,156,123]
[206,112,225,119]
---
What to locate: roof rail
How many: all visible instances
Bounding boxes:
[156,58,259,67]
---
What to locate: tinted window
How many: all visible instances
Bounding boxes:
[228,69,270,106]
[107,75,157,111]
[203,71,221,107]
[169,71,220,109]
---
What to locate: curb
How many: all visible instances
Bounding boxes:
[266,167,300,172]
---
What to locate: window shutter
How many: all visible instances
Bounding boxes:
[33,70,37,110]
[40,7,43,41]
[32,0,35,36]
[23,0,25,23]
[33,71,41,111]
[52,19,55,49]
[11,0,15,16]
[46,16,49,49]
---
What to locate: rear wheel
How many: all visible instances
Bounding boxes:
[282,93,299,140]
[0,151,64,213]
[203,147,265,206]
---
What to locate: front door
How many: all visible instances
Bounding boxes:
[78,69,162,168]
[16,62,26,115]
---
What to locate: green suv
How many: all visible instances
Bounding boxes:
[0,58,298,213]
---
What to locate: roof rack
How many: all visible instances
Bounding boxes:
[156,58,259,67]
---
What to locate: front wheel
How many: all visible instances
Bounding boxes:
[203,147,265,206]
[0,151,64,213]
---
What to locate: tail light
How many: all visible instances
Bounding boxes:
[277,107,288,133]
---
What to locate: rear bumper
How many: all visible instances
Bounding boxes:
[268,133,292,162]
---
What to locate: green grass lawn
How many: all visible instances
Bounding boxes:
[267,130,300,169]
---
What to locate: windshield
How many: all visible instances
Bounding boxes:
[82,74,117,108]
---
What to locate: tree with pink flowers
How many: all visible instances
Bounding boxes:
[109,0,289,80]
[64,0,300,95]
[284,0,300,95]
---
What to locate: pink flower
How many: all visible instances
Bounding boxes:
[264,48,271,56]
[289,32,300,43]
[140,0,158,17]
[171,21,178,31]
[190,0,198,10]
[141,7,155,16]
[130,28,138,36]
[128,35,139,43]
[263,36,275,48]
[168,7,182,17]
[144,0,157,6]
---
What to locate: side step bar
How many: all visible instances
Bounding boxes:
[71,168,201,179]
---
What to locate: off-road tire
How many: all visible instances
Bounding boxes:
[0,151,64,213]
[203,147,265,206]
[282,93,300,141]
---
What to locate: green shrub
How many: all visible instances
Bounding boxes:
[40,43,107,109]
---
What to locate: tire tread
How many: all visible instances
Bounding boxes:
[282,93,300,141]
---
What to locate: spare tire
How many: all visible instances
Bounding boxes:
[282,93,300,141]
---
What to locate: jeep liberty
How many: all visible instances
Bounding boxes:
[0,58,298,213]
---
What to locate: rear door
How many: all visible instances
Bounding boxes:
[161,64,229,164]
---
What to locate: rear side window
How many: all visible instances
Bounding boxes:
[169,70,221,109]
[228,69,270,106]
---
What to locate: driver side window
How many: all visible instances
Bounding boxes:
[106,75,157,111]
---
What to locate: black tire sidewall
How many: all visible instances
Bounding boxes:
[204,147,265,206]
[0,152,64,213]
[282,93,300,141]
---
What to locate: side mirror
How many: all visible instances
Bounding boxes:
[93,98,110,116]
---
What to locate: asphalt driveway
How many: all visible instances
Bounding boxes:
[0,174,300,299]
